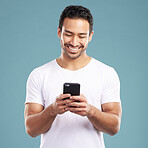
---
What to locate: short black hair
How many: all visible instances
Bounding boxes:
[59,5,93,35]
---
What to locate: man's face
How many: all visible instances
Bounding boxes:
[58,18,93,60]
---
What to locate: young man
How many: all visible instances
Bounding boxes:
[25,5,122,148]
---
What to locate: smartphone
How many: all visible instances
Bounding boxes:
[63,83,80,100]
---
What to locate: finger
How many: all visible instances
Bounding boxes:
[67,102,87,108]
[58,105,68,110]
[57,94,71,101]
[70,96,82,102]
[57,99,75,106]
[70,94,86,102]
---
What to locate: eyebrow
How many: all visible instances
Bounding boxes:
[64,30,88,35]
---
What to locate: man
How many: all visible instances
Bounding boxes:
[25,5,122,148]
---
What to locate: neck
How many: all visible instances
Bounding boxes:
[56,54,91,71]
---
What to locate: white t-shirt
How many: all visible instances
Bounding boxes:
[25,58,121,148]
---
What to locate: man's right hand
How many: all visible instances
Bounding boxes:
[52,94,74,115]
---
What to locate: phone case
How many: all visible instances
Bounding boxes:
[63,83,80,100]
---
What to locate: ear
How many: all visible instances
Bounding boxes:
[57,27,61,38]
[88,31,94,42]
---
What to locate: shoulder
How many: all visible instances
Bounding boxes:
[36,59,56,72]
[28,59,56,80]
[32,59,56,74]
[91,58,119,80]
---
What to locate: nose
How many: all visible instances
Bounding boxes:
[71,36,79,46]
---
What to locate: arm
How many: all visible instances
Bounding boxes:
[66,95,122,136]
[24,94,74,137]
[24,103,56,138]
[87,102,122,136]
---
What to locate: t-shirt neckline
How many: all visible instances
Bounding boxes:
[54,58,94,73]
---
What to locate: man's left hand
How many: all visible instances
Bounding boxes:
[66,94,90,116]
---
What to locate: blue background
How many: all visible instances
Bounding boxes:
[0,0,148,147]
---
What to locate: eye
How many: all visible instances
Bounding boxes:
[65,34,72,37]
[79,36,86,39]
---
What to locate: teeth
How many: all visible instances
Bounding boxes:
[69,47,79,51]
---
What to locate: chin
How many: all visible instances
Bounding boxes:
[63,46,86,60]
[66,53,81,60]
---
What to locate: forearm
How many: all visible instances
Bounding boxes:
[87,105,121,136]
[25,104,57,137]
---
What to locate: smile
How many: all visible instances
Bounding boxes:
[68,46,79,51]
[66,44,83,52]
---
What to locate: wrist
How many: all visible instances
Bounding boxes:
[50,103,58,117]
[86,104,94,117]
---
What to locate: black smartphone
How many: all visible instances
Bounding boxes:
[63,83,80,100]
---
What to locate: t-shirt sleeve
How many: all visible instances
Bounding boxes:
[100,67,121,104]
[25,69,44,106]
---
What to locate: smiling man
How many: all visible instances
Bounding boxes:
[58,18,93,60]
[25,5,122,148]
